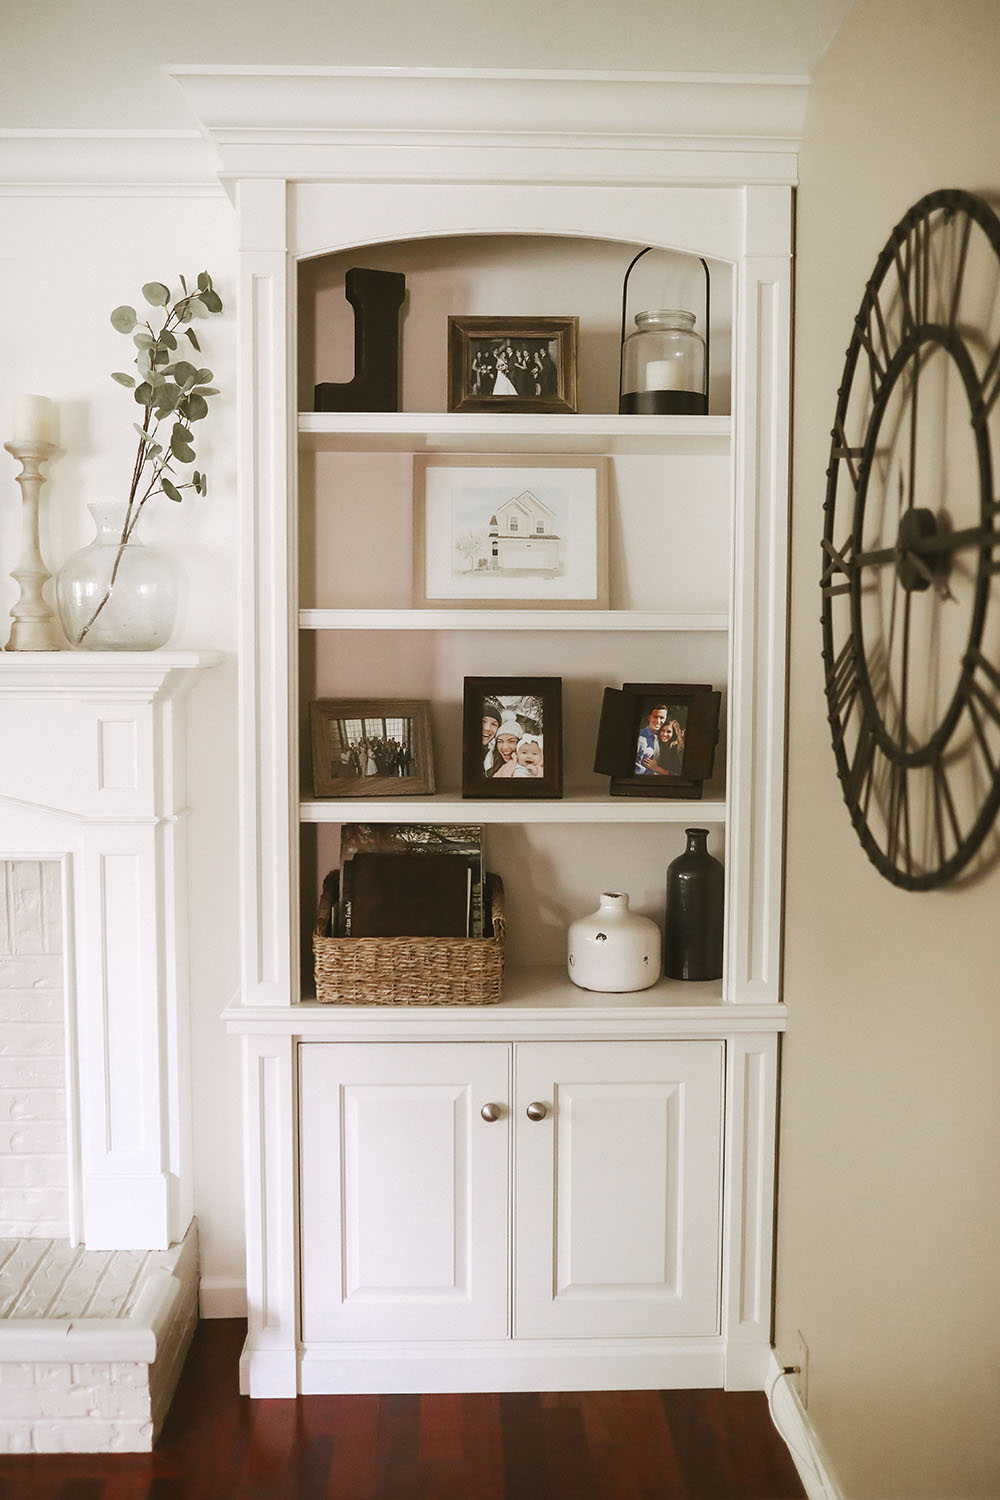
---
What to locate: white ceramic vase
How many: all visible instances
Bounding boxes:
[567,891,661,993]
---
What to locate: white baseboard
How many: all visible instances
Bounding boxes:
[198,1276,247,1319]
[765,1352,844,1500]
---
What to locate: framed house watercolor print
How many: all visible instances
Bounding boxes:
[413,454,608,610]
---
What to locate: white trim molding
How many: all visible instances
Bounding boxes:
[169,65,806,187]
[766,1353,845,1500]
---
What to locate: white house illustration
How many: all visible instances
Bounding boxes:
[488,489,562,573]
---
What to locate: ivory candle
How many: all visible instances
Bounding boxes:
[642,359,686,392]
[11,393,56,446]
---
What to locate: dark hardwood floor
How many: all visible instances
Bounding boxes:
[0,1319,806,1499]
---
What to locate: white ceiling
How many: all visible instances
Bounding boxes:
[1,0,855,130]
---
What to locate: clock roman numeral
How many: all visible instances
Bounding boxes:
[962,649,1000,729]
[855,318,888,401]
[830,420,865,491]
[976,339,1000,424]
[827,636,862,723]
[846,717,878,815]
[931,758,962,866]
[821,536,855,598]
[886,762,911,877]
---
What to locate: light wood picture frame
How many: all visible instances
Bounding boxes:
[413,454,609,610]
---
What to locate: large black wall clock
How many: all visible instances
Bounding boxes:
[821,188,1000,889]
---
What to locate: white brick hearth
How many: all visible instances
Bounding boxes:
[0,1221,199,1452]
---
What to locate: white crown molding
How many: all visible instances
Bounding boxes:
[167,66,807,186]
[0,130,223,195]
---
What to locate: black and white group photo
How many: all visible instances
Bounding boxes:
[468,336,559,399]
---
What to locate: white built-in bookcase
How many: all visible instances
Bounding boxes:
[172,66,799,1398]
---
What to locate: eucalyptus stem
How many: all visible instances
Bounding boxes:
[72,272,223,645]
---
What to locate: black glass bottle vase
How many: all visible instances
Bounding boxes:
[664,827,724,981]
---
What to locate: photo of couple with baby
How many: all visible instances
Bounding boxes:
[463,677,563,799]
[481,695,545,779]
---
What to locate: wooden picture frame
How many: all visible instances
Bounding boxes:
[309,699,436,798]
[413,454,608,610]
[462,677,563,798]
[447,315,579,413]
[593,682,722,798]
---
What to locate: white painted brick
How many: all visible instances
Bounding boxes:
[0,1387,47,1419]
[0,958,64,989]
[0,1121,66,1155]
[0,1091,66,1123]
[0,1156,67,1189]
[94,1382,151,1421]
[0,1219,68,1238]
[71,1362,115,1386]
[111,1362,148,1388]
[0,992,64,1023]
[0,1190,69,1224]
[36,1383,106,1419]
[33,1362,73,1386]
[0,1422,34,1453]
[0,1022,64,1057]
[0,1362,37,1385]
[32,1418,121,1453]
[0,1058,65,1089]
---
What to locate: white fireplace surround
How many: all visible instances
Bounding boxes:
[0,652,220,1251]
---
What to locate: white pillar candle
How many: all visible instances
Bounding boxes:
[11,393,56,446]
[642,359,685,392]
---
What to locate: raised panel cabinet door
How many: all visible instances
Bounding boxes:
[299,1041,510,1342]
[514,1040,724,1339]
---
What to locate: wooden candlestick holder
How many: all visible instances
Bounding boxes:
[4,439,62,651]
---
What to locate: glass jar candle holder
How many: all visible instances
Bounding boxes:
[620,308,707,415]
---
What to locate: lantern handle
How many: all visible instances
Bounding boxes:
[617,248,711,413]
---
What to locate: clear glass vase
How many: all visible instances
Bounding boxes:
[56,502,178,651]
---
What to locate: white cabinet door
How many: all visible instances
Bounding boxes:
[299,1041,510,1342]
[514,1040,724,1339]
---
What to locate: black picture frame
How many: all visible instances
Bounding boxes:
[447,316,579,414]
[462,677,563,798]
[593,682,721,798]
[309,698,435,798]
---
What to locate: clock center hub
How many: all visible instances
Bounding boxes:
[895,506,943,592]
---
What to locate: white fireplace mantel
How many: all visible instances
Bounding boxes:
[0,650,221,1249]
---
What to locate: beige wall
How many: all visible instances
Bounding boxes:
[777,3,1000,1496]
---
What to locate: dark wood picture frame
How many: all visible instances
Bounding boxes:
[462,677,563,798]
[309,698,435,798]
[593,682,721,798]
[447,316,579,414]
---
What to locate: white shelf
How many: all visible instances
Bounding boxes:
[299,790,726,824]
[299,608,729,633]
[299,411,731,455]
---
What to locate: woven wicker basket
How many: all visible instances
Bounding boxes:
[313,869,505,1006]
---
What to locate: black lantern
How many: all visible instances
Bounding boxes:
[618,249,710,415]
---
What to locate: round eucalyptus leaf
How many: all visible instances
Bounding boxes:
[184,328,202,351]
[200,290,223,314]
[160,330,178,350]
[112,372,136,387]
[133,382,153,405]
[184,393,209,423]
[142,282,171,307]
[111,305,137,333]
[197,271,211,291]
[133,330,154,350]
[161,477,183,503]
[172,360,198,389]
